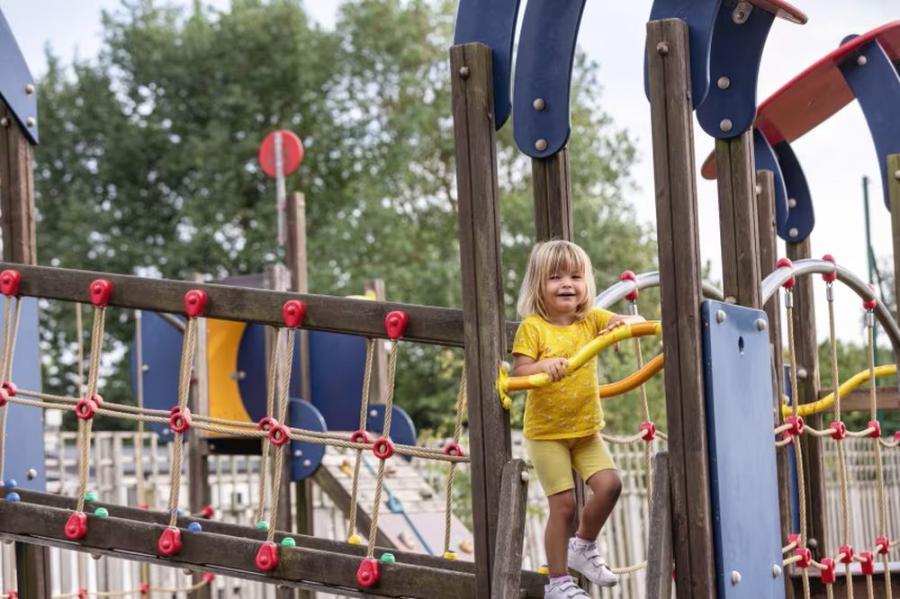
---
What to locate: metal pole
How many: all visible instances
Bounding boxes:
[863,175,880,367]
[275,132,287,249]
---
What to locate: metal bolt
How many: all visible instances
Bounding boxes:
[732,1,753,24]
[755,184,762,195]
[534,139,548,152]
[788,198,797,208]
[716,310,727,324]
[717,76,731,90]
[731,570,742,585]
[370,409,378,418]
[720,119,733,133]
[91,553,102,561]
[532,98,546,111]
[303,459,311,467]
[857,55,867,67]
[142,364,150,372]
[26,117,35,127]
[772,564,782,578]
[788,228,799,238]
[25,84,34,95]
[894,170,900,181]
[756,319,767,331]
[26,468,37,480]
[520,470,530,483]
[797,367,808,380]
[458,66,470,79]
[0,118,8,127]
[183,568,193,576]
[808,537,818,549]
[294,449,303,457]
[656,42,669,56]
[500,360,511,372]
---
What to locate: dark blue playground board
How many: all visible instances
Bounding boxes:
[0,9,38,143]
[702,301,783,598]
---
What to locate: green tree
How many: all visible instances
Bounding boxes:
[33,0,656,434]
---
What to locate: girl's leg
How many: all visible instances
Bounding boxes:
[545,490,577,575]
[576,469,622,540]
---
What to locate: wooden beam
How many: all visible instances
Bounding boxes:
[715,130,761,308]
[645,19,717,598]
[645,452,673,599]
[817,388,900,412]
[786,238,828,558]
[450,42,511,599]
[0,262,520,347]
[532,149,573,241]
[491,460,528,599]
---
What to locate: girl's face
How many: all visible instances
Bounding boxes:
[542,268,586,321]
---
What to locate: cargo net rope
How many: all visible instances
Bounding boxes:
[773,257,899,599]
[0,270,470,595]
[497,270,667,580]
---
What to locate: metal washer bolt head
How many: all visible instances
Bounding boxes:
[788,228,799,238]
[730,570,742,585]
[717,76,731,90]
[720,119,733,133]
[788,198,797,208]
[458,66,470,79]
[26,468,37,480]
[0,118,8,128]
[755,319,767,331]
[26,117,36,127]
[534,139,548,152]
[532,98,546,111]
[857,55,868,66]
[894,169,900,181]
[772,564,782,578]
[520,470,530,483]
[656,42,669,56]
[716,310,727,324]
[25,84,35,95]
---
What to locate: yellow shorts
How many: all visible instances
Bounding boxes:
[525,434,616,497]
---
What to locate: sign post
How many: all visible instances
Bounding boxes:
[259,130,304,248]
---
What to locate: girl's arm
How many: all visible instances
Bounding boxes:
[512,353,568,382]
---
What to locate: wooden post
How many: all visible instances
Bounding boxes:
[188,290,212,599]
[645,452,672,599]
[363,279,390,404]
[785,238,828,557]
[490,459,528,599]
[1,98,50,596]
[715,130,761,308]
[450,42,511,598]
[532,149,573,241]
[645,19,717,597]
[757,170,795,598]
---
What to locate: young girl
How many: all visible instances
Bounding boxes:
[512,240,643,598]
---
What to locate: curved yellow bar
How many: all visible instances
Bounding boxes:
[599,353,665,398]
[782,364,897,418]
[497,321,662,409]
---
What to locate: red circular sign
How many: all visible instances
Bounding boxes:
[258,130,304,178]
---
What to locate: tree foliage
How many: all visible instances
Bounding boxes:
[33,0,656,433]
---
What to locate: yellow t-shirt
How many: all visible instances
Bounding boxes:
[511,307,615,440]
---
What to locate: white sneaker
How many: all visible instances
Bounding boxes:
[567,538,619,587]
[544,577,591,598]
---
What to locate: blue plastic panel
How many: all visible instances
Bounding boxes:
[364,403,417,452]
[753,129,789,235]
[0,9,38,143]
[289,399,327,480]
[838,37,900,209]
[702,301,783,598]
[774,141,814,242]
[453,0,522,129]
[512,0,587,158]
[130,312,183,439]
[5,298,44,490]
[697,4,775,138]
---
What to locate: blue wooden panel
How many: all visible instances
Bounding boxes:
[697,5,775,138]
[646,0,722,108]
[774,141,814,242]
[0,9,38,143]
[512,0,586,158]
[838,37,900,209]
[307,330,366,431]
[753,129,789,236]
[5,298,44,491]
[453,0,522,129]
[130,312,183,439]
[288,399,327,480]
[702,301,784,598]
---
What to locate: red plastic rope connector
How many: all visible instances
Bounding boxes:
[202,573,216,583]
[829,421,847,441]
[169,407,192,433]
[372,437,394,460]
[282,300,306,329]
[863,284,877,311]
[255,541,279,571]
[639,421,657,442]
[821,255,837,283]
[620,270,639,302]
[258,416,276,433]
[787,532,801,548]
[184,289,208,318]
[157,526,183,556]
[139,582,150,596]
[775,258,795,289]
[77,590,88,599]
[859,551,874,575]
[89,279,113,307]
[784,415,804,439]
[795,546,812,569]
[356,557,381,588]
[384,311,409,340]
[820,558,836,584]
[199,505,215,519]
[64,511,88,540]
[0,381,15,408]
[268,423,290,447]
[0,270,21,297]
[75,397,98,421]
[443,442,464,458]
[867,420,881,439]
[838,545,854,564]
[350,430,370,445]
[6,591,18,599]
[875,535,890,555]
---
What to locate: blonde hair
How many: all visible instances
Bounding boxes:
[516,240,596,321]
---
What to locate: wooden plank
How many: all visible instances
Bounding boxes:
[531,149,573,241]
[0,262,520,347]
[786,238,828,558]
[646,19,717,598]
[491,459,528,599]
[645,452,673,599]
[816,388,900,412]
[450,42,511,599]
[189,301,212,599]
[715,131,761,308]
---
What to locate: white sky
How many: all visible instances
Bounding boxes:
[2,1,898,344]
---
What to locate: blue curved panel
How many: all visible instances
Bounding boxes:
[289,399,327,480]
[646,0,722,109]
[775,141,814,242]
[130,312,184,440]
[697,5,775,138]
[753,129,789,237]
[454,0,522,129]
[0,10,38,143]
[365,404,417,462]
[512,0,587,158]
[236,324,275,422]
[838,38,900,209]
